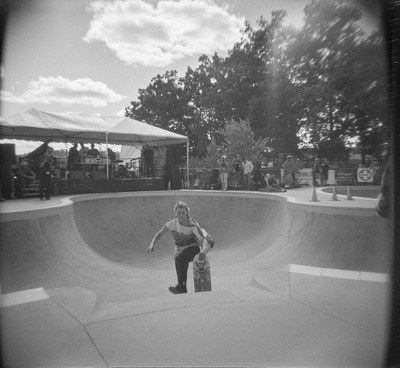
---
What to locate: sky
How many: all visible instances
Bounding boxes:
[0,0,381,154]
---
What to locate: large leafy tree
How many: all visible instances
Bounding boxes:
[217,119,270,165]
[126,0,388,163]
[212,11,300,154]
[126,70,185,132]
[180,56,226,156]
[126,59,224,157]
[288,0,388,161]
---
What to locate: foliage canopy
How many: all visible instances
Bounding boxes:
[125,0,388,164]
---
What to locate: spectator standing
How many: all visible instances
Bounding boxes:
[67,143,80,170]
[321,159,329,186]
[38,146,55,200]
[219,155,229,191]
[79,143,89,177]
[107,148,117,178]
[282,155,296,189]
[107,148,116,161]
[79,143,89,162]
[252,166,264,191]
[142,146,154,178]
[88,143,100,157]
[242,157,254,190]
[231,155,242,189]
[312,158,321,186]
[88,143,101,172]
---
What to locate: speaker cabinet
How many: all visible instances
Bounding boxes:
[166,147,184,166]
[0,166,13,199]
[164,165,181,189]
[0,144,16,166]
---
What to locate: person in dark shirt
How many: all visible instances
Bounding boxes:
[142,146,154,178]
[38,146,55,200]
[320,159,329,186]
[88,144,101,172]
[231,155,242,189]
[88,144,100,157]
[107,148,117,178]
[67,143,80,170]
[312,158,321,187]
[107,148,116,161]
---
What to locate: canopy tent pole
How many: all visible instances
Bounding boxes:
[186,138,189,189]
[106,133,109,179]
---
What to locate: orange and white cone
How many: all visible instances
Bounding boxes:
[330,187,339,201]
[346,186,353,200]
[310,187,319,202]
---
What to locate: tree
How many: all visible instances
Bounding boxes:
[126,71,185,132]
[212,11,301,154]
[125,1,388,163]
[218,119,270,165]
[180,56,226,157]
[289,0,388,161]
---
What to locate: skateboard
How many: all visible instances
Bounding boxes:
[193,253,211,292]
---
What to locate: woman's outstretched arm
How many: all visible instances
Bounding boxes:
[147,224,169,253]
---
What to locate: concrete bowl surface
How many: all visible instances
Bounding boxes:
[0,188,391,367]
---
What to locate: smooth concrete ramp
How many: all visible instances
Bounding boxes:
[0,189,391,367]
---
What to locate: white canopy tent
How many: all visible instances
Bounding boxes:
[0,108,189,184]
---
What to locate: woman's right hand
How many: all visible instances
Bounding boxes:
[146,244,154,254]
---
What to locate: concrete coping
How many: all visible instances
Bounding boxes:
[0,189,377,223]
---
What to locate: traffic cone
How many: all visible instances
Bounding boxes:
[346,186,354,200]
[310,187,319,202]
[330,187,339,201]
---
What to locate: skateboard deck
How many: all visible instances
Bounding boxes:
[193,253,211,292]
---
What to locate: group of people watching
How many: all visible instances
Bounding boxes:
[206,154,331,191]
[218,155,254,191]
[215,154,288,192]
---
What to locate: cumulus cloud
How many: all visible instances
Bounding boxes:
[84,0,245,67]
[0,76,125,107]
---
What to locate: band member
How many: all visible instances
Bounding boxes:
[38,146,55,200]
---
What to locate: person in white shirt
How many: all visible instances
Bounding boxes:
[147,201,214,294]
[242,157,254,190]
[79,143,90,176]
[79,143,89,162]
[219,155,229,191]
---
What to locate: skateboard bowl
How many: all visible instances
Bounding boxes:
[0,190,391,367]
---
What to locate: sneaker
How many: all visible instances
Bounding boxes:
[168,284,187,294]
